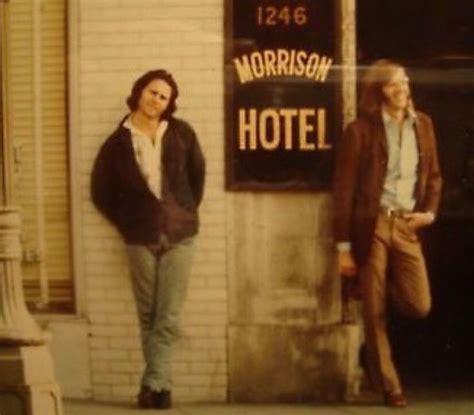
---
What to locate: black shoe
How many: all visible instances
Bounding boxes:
[137,385,153,409]
[151,389,172,409]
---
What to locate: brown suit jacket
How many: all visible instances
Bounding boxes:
[333,111,442,265]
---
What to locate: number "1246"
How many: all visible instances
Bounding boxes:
[256,5,308,26]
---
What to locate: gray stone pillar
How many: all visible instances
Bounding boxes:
[227,0,362,403]
[0,207,63,415]
[0,207,44,344]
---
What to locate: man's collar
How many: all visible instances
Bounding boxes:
[123,114,168,138]
[381,108,417,125]
[122,115,133,130]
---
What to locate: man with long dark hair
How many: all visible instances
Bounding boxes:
[333,59,442,407]
[91,69,205,409]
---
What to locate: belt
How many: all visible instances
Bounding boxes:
[379,206,410,218]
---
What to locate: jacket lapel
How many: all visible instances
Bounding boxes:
[369,113,388,158]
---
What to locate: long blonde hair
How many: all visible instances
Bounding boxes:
[359,59,414,116]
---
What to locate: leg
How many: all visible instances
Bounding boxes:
[389,218,431,319]
[125,245,159,387]
[360,215,403,395]
[146,237,194,390]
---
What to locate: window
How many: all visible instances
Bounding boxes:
[5,0,73,312]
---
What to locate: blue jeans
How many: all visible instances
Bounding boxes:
[126,237,194,391]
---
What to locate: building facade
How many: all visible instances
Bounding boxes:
[1,0,360,403]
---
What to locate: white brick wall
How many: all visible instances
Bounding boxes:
[77,0,227,403]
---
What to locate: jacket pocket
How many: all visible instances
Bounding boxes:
[162,200,198,242]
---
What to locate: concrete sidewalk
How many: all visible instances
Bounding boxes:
[64,401,474,415]
[65,382,474,415]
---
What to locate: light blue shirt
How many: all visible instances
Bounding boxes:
[380,110,418,211]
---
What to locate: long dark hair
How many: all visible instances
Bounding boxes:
[126,69,179,119]
[359,59,414,116]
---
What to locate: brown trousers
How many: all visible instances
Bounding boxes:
[360,213,431,394]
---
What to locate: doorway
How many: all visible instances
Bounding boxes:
[357,0,474,383]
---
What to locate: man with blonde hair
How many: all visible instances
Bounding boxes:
[333,59,442,407]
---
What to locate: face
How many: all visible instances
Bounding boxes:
[381,67,410,111]
[136,79,172,120]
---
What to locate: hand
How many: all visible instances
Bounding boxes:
[338,250,358,278]
[403,212,434,231]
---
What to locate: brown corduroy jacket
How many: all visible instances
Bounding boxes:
[333,111,442,265]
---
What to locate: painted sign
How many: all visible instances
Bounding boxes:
[225,0,338,190]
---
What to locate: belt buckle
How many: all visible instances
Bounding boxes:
[386,207,396,218]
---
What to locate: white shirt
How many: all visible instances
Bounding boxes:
[123,116,168,199]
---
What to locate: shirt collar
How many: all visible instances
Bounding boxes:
[382,109,417,126]
[122,115,134,132]
[123,115,168,135]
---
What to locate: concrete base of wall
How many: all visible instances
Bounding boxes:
[0,345,63,414]
[45,319,92,399]
[229,323,360,403]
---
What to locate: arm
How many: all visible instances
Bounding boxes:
[405,116,443,229]
[333,122,363,276]
[187,127,206,207]
[333,122,362,244]
[422,116,442,215]
[90,140,119,225]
